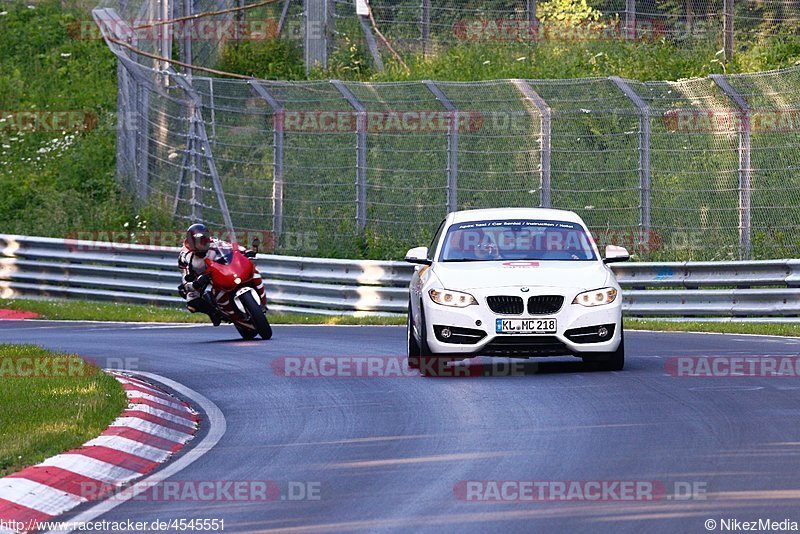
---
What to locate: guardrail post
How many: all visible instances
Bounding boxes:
[331,80,367,232]
[512,79,551,208]
[711,74,752,260]
[423,81,459,213]
[171,71,236,241]
[610,76,651,245]
[248,81,285,238]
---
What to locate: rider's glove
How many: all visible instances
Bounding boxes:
[192,274,210,291]
[244,250,257,259]
[177,283,188,299]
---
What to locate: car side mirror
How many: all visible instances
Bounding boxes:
[603,245,630,264]
[404,246,431,266]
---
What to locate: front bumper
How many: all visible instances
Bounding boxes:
[422,287,622,357]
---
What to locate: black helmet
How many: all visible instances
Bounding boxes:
[186,223,212,254]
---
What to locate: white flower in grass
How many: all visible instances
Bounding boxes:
[60,53,71,58]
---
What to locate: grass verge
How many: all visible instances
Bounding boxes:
[0,298,407,325]
[2,298,799,334]
[0,344,127,477]
[625,319,800,337]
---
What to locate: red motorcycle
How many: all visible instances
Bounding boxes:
[201,242,272,340]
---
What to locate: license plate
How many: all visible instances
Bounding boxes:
[496,318,557,334]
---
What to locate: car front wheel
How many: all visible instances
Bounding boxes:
[584,333,625,371]
[407,301,421,369]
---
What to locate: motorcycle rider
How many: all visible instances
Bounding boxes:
[177,223,257,325]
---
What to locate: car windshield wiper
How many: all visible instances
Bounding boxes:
[442,258,488,262]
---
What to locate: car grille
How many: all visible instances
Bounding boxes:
[481,336,572,357]
[486,296,524,315]
[527,295,564,315]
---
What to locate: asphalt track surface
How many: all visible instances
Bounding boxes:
[3,321,800,533]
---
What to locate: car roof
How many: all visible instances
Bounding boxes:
[447,207,586,225]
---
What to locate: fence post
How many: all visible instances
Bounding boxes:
[181,0,193,76]
[421,0,430,55]
[711,74,751,259]
[96,9,150,200]
[625,0,636,39]
[423,81,459,213]
[511,79,551,208]
[171,71,236,240]
[723,0,734,61]
[610,76,651,246]
[331,80,367,232]
[304,0,328,74]
[248,81,285,238]
[526,0,537,39]
[358,8,384,72]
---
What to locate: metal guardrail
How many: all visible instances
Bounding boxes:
[0,235,798,317]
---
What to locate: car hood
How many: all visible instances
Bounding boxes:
[432,260,610,291]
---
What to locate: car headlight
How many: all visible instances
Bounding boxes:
[572,287,618,307]
[429,289,478,307]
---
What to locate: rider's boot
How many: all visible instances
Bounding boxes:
[187,297,223,327]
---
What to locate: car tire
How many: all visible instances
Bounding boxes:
[588,332,625,371]
[407,301,421,369]
[416,303,443,377]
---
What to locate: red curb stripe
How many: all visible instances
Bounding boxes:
[122,383,175,402]
[117,377,192,408]
[5,466,106,499]
[115,374,163,390]
[121,410,196,435]
[63,446,159,475]
[0,309,40,320]
[0,497,52,527]
[127,397,198,421]
[102,426,183,453]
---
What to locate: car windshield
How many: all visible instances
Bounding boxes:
[439,219,597,262]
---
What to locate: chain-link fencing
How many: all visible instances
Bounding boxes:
[94,3,800,260]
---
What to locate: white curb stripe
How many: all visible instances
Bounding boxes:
[119,381,177,401]
[109,417,194,442]
[123,390,186,410]
[82,436,170,463]
[0,372,210,534]
[43,371,226,534]
[126,402,198,427]
[38,456,141,485]
[0,478,84,515]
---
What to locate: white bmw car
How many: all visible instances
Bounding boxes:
[405,208,630,375]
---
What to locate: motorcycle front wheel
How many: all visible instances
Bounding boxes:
[240,291,273,340]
